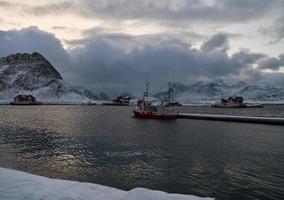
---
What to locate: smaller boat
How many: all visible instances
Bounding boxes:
[133,79,179,119]
[10,95,42,105]
[212,96,245,108]
[212,96,263,108]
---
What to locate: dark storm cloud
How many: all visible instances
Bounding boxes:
[201,33,229,52]
[231,50,266,66]
[0,27,283,94]
[66,27,205,55]
[258,54,284,70]
[68,32,270,94]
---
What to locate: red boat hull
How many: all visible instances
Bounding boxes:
[133,111,177,120]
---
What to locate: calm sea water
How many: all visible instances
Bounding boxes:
[0,105,283,200]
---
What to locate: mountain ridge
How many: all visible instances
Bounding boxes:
[0,52,101,102]
[154,79,284,103]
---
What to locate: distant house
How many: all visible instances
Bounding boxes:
[112,96,130,105]
[11,95,40,105]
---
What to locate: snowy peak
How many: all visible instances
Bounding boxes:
[0,52,99,102]
[0,52,62,80]
[0,52,63,92]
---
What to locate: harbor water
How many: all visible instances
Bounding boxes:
[0,105,283,200]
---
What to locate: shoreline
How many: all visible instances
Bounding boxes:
[0,167,213,200]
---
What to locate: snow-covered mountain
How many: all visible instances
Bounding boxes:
[0,52,102,103]
[154,79,284,103]
[1,52,283,104]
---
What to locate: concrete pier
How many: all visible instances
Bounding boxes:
[178,113,284,125]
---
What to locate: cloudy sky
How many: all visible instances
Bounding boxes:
[0,0,284,95]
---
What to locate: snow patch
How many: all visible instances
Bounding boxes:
[0,167,213,200]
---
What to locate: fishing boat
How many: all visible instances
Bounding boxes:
[212,96,263,108]
[212,96,246,108]
[133,78,179,119]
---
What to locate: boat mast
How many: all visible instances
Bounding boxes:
[168,82,172,102]
[146,72,149,102]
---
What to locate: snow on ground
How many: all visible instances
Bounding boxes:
[0,167,213,200]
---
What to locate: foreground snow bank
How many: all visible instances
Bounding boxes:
[0,167,213,200]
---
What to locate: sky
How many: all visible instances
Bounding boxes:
[0,0,284,95]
